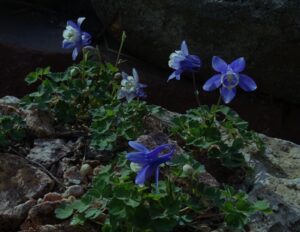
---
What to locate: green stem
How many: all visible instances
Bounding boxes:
[211,95,222,120]
[216,95,222,106]
[192,72,201,107]
[115,31,127,67]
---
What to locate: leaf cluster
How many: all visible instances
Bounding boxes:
[90,100,148,151]
[56,151,270,231]
[22,60,119,125]
[0,114,26,146]
[170,105,264,168]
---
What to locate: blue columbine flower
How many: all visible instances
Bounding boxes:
[203,56,257,104]
[168,40,201,81]
[62,17,91,60]
[126,141,175,192]
[118,68,147,102]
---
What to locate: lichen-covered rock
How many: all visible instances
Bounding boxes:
[27,139,72,169]
[0,153,54,231]
[247,135,300,231]
[259,135,300,179]
[0,96,20,106]
[24,108,55,137]
[91,0,300,103]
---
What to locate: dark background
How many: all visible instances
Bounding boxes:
[0,0,299,144]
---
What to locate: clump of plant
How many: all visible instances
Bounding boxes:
[56,143,270,231]
[90,100,148,151]
[13,17,272,231]
[170,105,263,168]
[21,58,119,126]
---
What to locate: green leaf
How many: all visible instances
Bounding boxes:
[84,208,103,219]
[70,214,86,226]
[55,205,74,219]
[253,201,272,213]
[124,199,140,208]
[25,67,50,84]
[72,200,90,213]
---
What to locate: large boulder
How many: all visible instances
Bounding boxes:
[247,135,300,231]
[0,154,54,231]
[92,0,300,103]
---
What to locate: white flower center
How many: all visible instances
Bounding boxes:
[63,26,80,42]
[121,76,136,92]
[168,50,185,68]
[221,71,239,89]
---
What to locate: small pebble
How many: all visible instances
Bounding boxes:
[80,163,92,177]
[93,166,102,176]
[63,185,84,198]
[63,166,83,185]
[43,192,62,202]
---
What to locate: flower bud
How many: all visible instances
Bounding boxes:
[182,164,194,175]
[130,162,141,173]
[70,67,79,76]
[114,72,121,79]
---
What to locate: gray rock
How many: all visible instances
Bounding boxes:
[92,0,300,103]
[63,166,84,185]
[0,153,54,231]
[27,139,72,169]
[24,109,55,137]
[80,163,92,177]
[259,135,300,179]
[0,96,20,106]
[63,185,84,198]
[247,135,300,231]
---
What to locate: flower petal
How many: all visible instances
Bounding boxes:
[147,144,171,158]
[117,90,126,99]
[239,74,257,92]
[72,47,80,60]
[128,141,149,152]
[212,56,228,73]
[62,40,75,49]
[121,71,128,79]
[147,144,175,164]
[220,87,236,104]
[126,152,147,163]
[167,70,182,81]
[203,74,222,91]
[230,57,246,73]
[132,68,139,82]
[126,93,135,102]
[135,164,156,185]
[67,20,80,30]
[81,32,91,46]
[181,40,189,56]
[77,17,86,26]
[139,83,147,88]
[167,72,176,81]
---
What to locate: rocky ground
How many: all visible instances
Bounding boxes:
[0,96,299,232]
